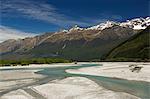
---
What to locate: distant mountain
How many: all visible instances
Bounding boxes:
[104,26,150,61]
[67,17,150,31]
[0,17,149,61]
[120,17,150,30]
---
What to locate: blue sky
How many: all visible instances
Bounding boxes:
[0,0,149,35]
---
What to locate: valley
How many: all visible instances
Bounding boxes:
[1,1,149,99]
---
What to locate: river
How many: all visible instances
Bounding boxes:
[0,63,149,99]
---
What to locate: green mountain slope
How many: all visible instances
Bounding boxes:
[105,26,150,61]
[29,38,122,61]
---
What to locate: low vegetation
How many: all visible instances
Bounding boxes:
[104,26,150,61]
[0,58,71,66]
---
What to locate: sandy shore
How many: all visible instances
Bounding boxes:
[0,69,45,93]
[0,63,83,94]
[66,62,150,82]
[1,77,139,99]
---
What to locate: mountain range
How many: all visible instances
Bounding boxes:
[0,17,150,61]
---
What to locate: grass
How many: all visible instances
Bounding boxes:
[0,58,72,66]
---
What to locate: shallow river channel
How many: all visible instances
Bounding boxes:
[0,64,150,99]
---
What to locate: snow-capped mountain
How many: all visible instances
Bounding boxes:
[120,17,150,30]
[0,17,149,60]
[87,21,118,30]
[64,17,150,31]
[69,25,84,31]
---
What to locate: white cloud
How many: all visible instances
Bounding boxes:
[1,0,88,27]
[0,26,36,43]
[1,0,123,28]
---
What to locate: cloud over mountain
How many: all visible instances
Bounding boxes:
[0,25,36,42]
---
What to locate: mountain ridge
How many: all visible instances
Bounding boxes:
[104,26,150,61]
[0,17,149,61]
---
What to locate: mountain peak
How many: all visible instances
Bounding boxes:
[120,17,150,30]
[86,21,117,30]
[62,17,150,32]
[69,25,84,31]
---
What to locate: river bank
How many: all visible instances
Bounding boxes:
[0,62,149,99]
[66,62,150,82]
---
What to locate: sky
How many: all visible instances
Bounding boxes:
[0,0,149,42]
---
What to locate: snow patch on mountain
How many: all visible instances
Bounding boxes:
[87,21,118,30]
[120,17,150,30]
[62,29,69,32]
[69,25,84,31]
